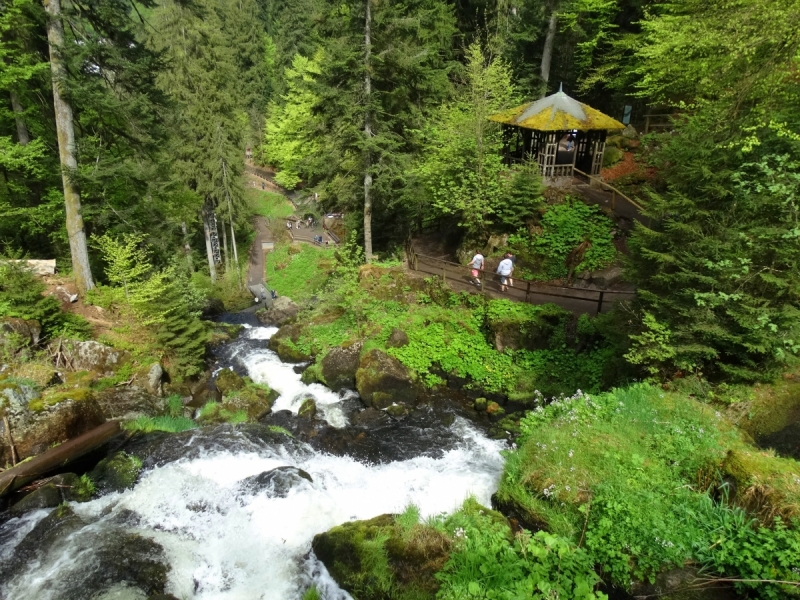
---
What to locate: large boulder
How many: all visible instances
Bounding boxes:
[215,368,245,395]
[95,385,165,421]
[312,514,450,600]
[143,363,163,396]
[59,340,129,376]
[238,466,313,497]
[1,382,106,464]
[269,324,311,363]
[90,451,143,494]
[10,473,94,513]
[355,349,418,409]
[256,296,300,326]
[320,343,362,391]
[0,317,41,348]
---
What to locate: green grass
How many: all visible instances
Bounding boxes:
[247,188,295,220]
[122,415,199,433]
[265,243,333,301]
[497,384,800,597]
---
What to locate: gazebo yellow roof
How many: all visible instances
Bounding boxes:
[488,88,624,132]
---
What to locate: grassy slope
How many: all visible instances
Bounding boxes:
[497,383,800,598]
[266,243,334,301]
[246,187,295,221]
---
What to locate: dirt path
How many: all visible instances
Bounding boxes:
[247,216,274,287]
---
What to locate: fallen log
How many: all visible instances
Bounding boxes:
[0,420,122,498]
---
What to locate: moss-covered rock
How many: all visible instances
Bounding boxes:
[722,447,800,523]
[356,349,419,409]
[90,451,143,494]
[10,473,95,512]
[298,397,317,419]
[256,296,300,326]
[215,368,245,395]
[95,385,165,421]
[269,324,311,362]
[1,383,106,465]
[216,379,278,421]
[320,342,362,391]
[58,340,129,376]
[312,513,451,600]
[386,328,409,349]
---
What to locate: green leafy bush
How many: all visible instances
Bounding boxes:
[435,499,606,599]
[509,199,617,281]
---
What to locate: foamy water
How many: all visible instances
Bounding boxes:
[2,419,504,599]
[0,325,506,599]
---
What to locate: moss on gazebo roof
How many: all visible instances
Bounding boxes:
[489,88,624,132]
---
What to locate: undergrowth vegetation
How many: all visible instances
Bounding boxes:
[497,383,800,598]
[265,243,334,301]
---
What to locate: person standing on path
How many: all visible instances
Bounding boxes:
[497,255,514,292]
[468,252,484,286]
[505,252,517,288]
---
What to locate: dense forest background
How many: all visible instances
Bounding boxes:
[2,0,799,382]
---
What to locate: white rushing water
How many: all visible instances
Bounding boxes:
[1,325,506,600]
[226,325,355,428]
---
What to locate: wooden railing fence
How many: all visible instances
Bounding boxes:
[408,249,635,316]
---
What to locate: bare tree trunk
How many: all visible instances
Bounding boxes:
[44,0,94,292]
[202,206,218,282]
[222,217,230,272]
[363,0,373,262]
[181,221,194,271]
[10,92,30,145]
[540,12,558,98]
[221,159,241,286]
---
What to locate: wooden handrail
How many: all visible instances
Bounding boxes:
[573,168,645,213]
[413,251,636,299]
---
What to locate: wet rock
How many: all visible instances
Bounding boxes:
[298,397,317,419]
[10,483,62,512]
[385,403,411,418]
[0,504,84,583]
[320,342,362,391]
[269,324,311,363]
[58,340,129,375]
[385,328,409,349]
[622,123,638,138]
[90,451,142,494]
[219,384,277,421]
[215,368,245,395]
[1,383,106,464]
[312,513,450,599]
[201,297,225,319]
[256,296,300,326]
[239,466,313,497]
[95,386,165,421]
[486,402,506,422]
[351,407,393,428]
[474,397,487,412]
[355,349,418,409]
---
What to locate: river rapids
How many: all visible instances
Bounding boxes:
[0,321,506,600]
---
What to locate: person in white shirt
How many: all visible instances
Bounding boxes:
[496,256,514,292]
[468,252,484,286]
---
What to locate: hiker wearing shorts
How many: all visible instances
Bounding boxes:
[497,256,514,292]
[468,252,484,286]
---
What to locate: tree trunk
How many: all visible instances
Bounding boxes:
[10,92,30,145]
[540,12,558,98]
[44,0,95,292]
[221,159,241,286]
[181,221,194,272]
[202,205,218,282]
[222,216,230,271]
[363,0,373,262]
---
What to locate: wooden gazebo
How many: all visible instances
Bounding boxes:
[489,86,624,181]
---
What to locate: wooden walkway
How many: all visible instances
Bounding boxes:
[409,250,635,315]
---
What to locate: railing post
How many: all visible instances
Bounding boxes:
[645,115,650,135]
[597,291,605,315]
